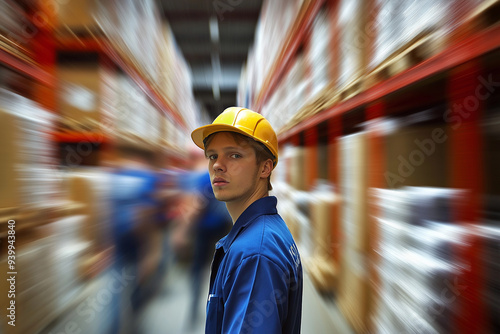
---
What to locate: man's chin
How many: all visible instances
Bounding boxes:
[213,192,228,202]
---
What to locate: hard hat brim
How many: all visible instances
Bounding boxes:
[191,123,278,164]
[191,123,261,150]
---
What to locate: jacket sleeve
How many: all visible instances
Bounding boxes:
[222,255,289,334]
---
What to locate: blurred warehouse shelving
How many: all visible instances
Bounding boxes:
[0,1,199,333]
[239,0,500,333]
[1,0,500,333]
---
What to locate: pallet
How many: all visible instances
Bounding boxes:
[277,78,366,135]
[366,30,448,88]
[466,0,500,31]
[56,22,104,40]
[338,76,366,102]
[301,84,339,118]
[0,202,85,238]
[58,116,102,133]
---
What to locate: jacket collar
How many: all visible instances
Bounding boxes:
[216,196,278,253]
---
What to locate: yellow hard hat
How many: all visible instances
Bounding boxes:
[191,107,278,165]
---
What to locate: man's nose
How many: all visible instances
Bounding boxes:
[213,157,226,172]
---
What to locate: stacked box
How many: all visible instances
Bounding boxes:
[371,0,450,69]
[290,189,313,257]
[14,227,57,334]
[337,247,371,333]
[156,23,198,128]
[307,9,332,98]
[278,193,302,243]
[339,132,369,251]
[46,215,89,311]
[252,0,303,94]
[262,54,308,132]
[57,0,99,33]
[307,183,340,293]
[111,75,164,149]
[371,187,466,334]
[0,89,58,211]
[96,2,198,131]
[289,146,306,191]
[5,215,92,334]
[58,63,101,133]
[0,95,20,209]
[96,0,161,83]
[385,124,449,188]
[68,170,112,248]
[337,0,369,87]
[274,181,305,250]
[477,221,500,333]
[306,257,338,294]
[100,67,119,139]
[310,188,339,259]
[337,132,371,332]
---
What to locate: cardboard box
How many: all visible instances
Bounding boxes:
[310,192,340,260]
[337,247,371,333]
[337,0,370,87]
[67,171,111,247]
[58,64,101,133]
[8,226,57,334]
[339,132,369,252]
[306,256,338,293]
[289,147,306,190]
[0,107,20,209]
[57,0,98,32]
[385,124,449,188]
[281,204,301,243]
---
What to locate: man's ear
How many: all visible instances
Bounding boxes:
[260,159,273,179]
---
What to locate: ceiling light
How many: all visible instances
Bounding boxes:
[212,52,221,101]
[209,16,219,43]
[212,82,220,101]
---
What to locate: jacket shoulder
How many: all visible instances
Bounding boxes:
[228,214,295,271]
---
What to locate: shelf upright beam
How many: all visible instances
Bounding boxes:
[365,100,386,334]
[327,116,342,267]
[448,59,485,334]
[9,4,57,109]
[449,0,477,42]
[304,126,318,190]
[364,0,377,78]
[327,0,340,88]
[287,133,301,186]
[304,22,313,100]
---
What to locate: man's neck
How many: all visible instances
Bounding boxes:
[226,190,269,224]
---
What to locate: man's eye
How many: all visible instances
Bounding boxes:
[230,154,242,159]
[207,154,217,160]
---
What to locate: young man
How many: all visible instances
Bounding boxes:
[191,107,303,333]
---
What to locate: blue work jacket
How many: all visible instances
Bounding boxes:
[206,196,303,334]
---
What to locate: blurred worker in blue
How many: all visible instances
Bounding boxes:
[191,107,303,333]
[185,146,232,325]
[108,146,163,334]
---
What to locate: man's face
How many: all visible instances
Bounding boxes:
[205,132,261,203]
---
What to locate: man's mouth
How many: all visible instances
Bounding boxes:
[213,177,228,186]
